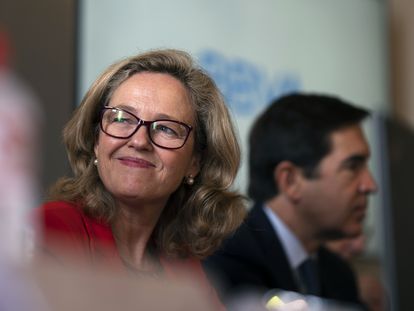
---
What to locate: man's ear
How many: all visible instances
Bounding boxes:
[273,161,303,203]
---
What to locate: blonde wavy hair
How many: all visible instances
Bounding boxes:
[49,49,247,258]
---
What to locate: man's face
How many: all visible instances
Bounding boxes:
[298,125,377,240]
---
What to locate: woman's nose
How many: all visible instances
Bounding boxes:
[127,124,153,150]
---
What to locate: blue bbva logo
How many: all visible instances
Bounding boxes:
[198,49,301,116]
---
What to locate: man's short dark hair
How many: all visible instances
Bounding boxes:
[248,93,370,202]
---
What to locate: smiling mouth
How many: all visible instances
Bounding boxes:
[117,157,155,168]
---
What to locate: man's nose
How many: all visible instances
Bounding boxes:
[359,169,378,194]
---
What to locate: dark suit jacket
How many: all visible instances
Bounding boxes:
[203,203,366,309]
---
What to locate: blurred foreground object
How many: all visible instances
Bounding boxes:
[226,289,364,311]
[0,29,40,262]
[0,255,216,311]
[28,256,216,311]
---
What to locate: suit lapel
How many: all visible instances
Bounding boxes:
[248,204,299,292]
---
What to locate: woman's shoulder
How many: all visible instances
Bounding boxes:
[38,200,82,215]
[32,201,102,263]
[35,201,86,231]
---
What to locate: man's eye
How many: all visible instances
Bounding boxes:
[345,161,364,172]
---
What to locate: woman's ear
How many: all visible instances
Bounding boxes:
[94,143,99,159]
[187,153,201,179]
[273,161,303,203]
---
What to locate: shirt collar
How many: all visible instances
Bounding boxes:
[263,204,308,270]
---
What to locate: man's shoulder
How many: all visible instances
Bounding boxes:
[212,203,280,259]
[240,203,271,230]
[224,204,268,240]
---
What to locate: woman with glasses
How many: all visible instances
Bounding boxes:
[34,49,246,307]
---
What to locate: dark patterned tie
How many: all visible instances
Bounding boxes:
[298,258,320,295]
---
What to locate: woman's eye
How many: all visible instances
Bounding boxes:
[112,117,128,123]
[154,124,178,136]
[160,125,176,134]
[111,113,134,124]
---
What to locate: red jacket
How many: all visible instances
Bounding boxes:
[34,201,225,310]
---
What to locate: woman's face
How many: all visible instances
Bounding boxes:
[94,72,200,207]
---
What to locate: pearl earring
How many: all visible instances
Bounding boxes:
[186,175,194,186]
[94,158,98,166]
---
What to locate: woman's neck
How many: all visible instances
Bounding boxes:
[111,201,164,272]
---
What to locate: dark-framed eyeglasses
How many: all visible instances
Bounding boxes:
[99,106,193,150]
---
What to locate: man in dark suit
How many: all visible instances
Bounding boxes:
[203,93,377,310]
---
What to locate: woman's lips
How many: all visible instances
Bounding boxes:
[117,156,155,168]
